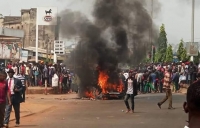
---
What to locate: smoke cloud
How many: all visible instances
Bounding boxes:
[59,0,161,97]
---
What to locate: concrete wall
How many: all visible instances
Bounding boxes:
[0,18,3,27]
[0,27,24,37]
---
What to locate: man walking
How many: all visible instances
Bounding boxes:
[157,68,174,109]
[15,72,26,102]
[4,69,23,127]
[0,71,11,128]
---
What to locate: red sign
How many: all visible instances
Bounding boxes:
[44,16,52,22]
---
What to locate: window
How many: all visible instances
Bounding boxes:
[17,26,20,29]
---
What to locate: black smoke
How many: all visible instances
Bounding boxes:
[59,0,160,97]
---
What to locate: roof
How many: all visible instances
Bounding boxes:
[24,47,65,61]
[3,16,21,22]
[21,8,36,13]
[24,47,49,54]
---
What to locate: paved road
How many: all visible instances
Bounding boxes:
[9,93,188,128]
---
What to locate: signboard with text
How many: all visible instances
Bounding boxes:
[37,7,57,25]
[186,42,199,56]
[54,40,65,55]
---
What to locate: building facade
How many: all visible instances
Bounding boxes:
[1,8,57,51]
[0,8,62,62]
[21,8,55,50]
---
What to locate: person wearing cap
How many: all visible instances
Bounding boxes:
[3,69,23,127]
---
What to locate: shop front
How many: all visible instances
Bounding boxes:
[0,27,24,65]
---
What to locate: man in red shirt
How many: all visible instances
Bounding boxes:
[0,71,11,127]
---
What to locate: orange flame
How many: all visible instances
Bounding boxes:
[84,70,123,98]
[85,91,94,99]
[98,71,123,94]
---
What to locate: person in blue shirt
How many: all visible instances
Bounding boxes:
[172,69,180,93]
[14,73,26,102]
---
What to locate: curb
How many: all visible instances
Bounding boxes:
[10,106,57,121]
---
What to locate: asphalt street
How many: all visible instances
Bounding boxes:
[9,93,188,128]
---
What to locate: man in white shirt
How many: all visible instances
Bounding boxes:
[123,71,129,80]
[4,69,23,127]
[124,71,137,113]
[11,64,18,76]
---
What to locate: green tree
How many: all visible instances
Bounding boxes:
[152,46,156,62]
[165,44,173,62]
[156,24,168,62]
[154,52,160,63]
[177,39,184,60]
[194,52,200,64]
[177,39,189,61]
[181,48,189,61]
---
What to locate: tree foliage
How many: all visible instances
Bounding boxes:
[165,44,173,62]
[177,39,184,60]
[155,24,168,62]
[181,48,189,62]
[194,52,200,64]
[177,39,188,62]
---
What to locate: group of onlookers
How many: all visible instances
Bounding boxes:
[0,60,80,127]
[3,61,78,94]
[0,68,25,127]
[122,61,200,128]
[121,61,199,94]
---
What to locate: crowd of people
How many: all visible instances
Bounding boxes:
[4,61,78,94]
[1,60,200,127]
[121,61,200,128]
[0,60,80,127]
[121,61,199,95]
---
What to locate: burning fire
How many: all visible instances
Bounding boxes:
[84,70,124,99]
[98,71,123,94]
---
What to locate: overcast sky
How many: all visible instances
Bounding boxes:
[0,0,200,45]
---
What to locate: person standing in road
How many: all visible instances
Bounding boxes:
[124,71,137,113]
[157,68,174,109]
[172,69,180,93]
[0,71,11,128]
[4,69,23,127]
[183,74,200,128]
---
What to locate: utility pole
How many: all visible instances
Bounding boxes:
[49,40,52,62]
[45,34,49,61]
[190,0,195,62]
[150,0,154,63]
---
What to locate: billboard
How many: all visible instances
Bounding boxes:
[186,42,199,56]
[37,7,57,25]
[20,50,28,62]
[0,42,21,59]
